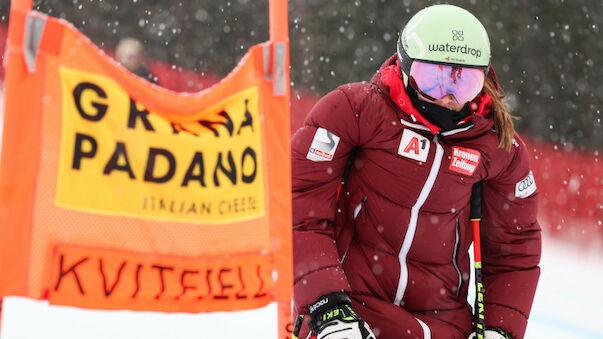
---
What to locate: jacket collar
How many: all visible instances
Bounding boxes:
[372,55,495,140]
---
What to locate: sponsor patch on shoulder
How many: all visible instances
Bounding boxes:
[515,171,537,198]
[307,128,340,162]
[449,146,481,175]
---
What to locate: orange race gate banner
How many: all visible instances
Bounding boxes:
[0,2,292,338]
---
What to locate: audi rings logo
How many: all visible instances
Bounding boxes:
[515,171,537,198]
[517,176,534,192]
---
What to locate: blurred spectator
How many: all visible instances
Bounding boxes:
[115,37,156,83]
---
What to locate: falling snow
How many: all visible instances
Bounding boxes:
[0,1,601,338]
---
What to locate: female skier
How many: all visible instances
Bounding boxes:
[291,4,541,339]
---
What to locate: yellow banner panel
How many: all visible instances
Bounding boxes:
[56,68,264,223]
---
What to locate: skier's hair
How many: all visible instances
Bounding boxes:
[483,73,516,151]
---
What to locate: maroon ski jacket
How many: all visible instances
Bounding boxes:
[292,56,541,339]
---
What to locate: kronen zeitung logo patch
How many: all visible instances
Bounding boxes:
[449,146,480,175]
[56,68,264,223]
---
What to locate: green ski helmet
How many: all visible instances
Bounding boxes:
[397,4,491,77]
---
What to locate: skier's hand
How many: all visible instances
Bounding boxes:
[468,328,511,339]
[309,292,375,339]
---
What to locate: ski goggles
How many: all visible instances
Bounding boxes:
[408,61,486,105]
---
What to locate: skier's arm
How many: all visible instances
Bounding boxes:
[481,135,541,339]
[291,87,365,314]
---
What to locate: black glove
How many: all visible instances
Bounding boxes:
[308,291,376,339]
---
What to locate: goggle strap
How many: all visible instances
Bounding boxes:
[396,39,413,77]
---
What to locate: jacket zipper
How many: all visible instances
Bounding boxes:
[394,135,444,306]
[453,219,463,300]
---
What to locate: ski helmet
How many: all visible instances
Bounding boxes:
[397,4,491,77]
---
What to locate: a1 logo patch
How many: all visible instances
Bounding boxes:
[398,129,430,162]
[449,146,481,175]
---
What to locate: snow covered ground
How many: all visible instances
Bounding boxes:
[1,299,278,339]
[525,237,603,338]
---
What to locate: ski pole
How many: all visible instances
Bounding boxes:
[470,183,485,339]
[292,314,305,339]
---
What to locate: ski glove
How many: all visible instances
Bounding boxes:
[468,327,511,339]
[308,291,376,339]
